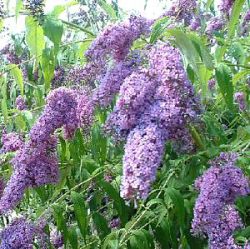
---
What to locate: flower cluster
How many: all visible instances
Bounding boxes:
[103,42,200,200]
[104,69,157,137]
[0,87,93,212]
[24,0,45,22]
[0,137,59,212]
[1,44,21,64]
[50,228,64,249]
[15,95,27,110]
[93,52,142,108]
[206,17,225,34]
[30,87,79,143]
[234,92,247,111]
[0,218,47,249]
[189,17,201,31]
[218,0,235,15]
[241,10,250,36]
[121,123,165,200]
[52,67,66,89]
[0,130,24,154]
[208,79,216,90]
[163,0,197,25]
[0,0,4,20]
[85,15,151,63]
[192,152,250,248]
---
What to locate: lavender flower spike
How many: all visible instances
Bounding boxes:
[192,152,250,248]
[234,92,247,111]
[121,123,165,200]
[0,218,47,249]
[15,95,27,110]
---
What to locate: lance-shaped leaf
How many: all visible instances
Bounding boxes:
[41,47,55,92]
[8,64,24,95]
[71,191,88,240]
[215,63,234,110]
[43,16,64,54]
[25,16,45,64]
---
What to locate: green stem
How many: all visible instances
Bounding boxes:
[61,19,95,37]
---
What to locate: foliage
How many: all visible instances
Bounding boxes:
[0,0,249,248]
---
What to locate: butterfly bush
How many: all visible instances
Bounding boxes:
[189,17,201,31]
[206,17,225,34]
[105,69,157,137]
[192,152,250,248]
[15,95,27,111]
[0,218,47,249]
[0,136,58,212]
[242,10,250,35]
[104,42,200,200]
[218,0,234,15]
[163,0,197,25]
[0,130,24,154]
[234,92,247,111]
[93,57,140,108]
[30,87,79,143]
[85,15,151,63]
[0,87,93,212]
[121,123,165,200]
[50,228,64,249]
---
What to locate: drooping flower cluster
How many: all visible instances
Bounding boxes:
[241,10,250,36]
[0,218,47,249]
[0,0,4,20]
[0,136,59,212]
[208,79,216,91]
[1,44,21,64]
[103,42,200,200]
[0,130,24,154]
[52,67,66,89]
[15,95,27,110]
[24,0,45,22]
[93,52,142,108]
[30,87,79,143]
[234,92,247,111]
[0,87,93,212]
[218,0,234,16]
[50,228,64,249]
[121,123,165,200]
[85,15,151,63]
[163,0,197,25]
[189,17,201,31]
[192,152,250,248]
[206,17,225,34]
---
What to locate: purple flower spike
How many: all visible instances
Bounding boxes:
[192,152,250,248]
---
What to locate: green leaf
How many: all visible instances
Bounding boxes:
[92,212,111,240]
[215,63,234,110]
[15,114,26,131]
[99,0,117,20]
[15,0,23,21]
[150,17,171,44]
[8,64,24,95]
[1,98,8,123]
[25,16,45,64]
[227,0,245,38]
[68,227,78,249]
[53,205,69,244]
[41,48,55,92]
[71,191,88,241]
[168,29,199,73]
[97,180,129,226]
[188,33,214,70]
[165,188,185,228]
[50,1,78,17]
[43,16,64,54]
